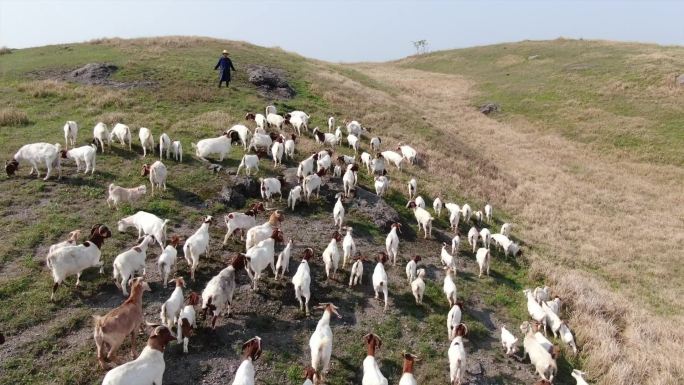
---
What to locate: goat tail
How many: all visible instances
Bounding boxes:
[160,303,167,323]
[45,253,53,269]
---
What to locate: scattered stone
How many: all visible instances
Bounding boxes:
[246,65,296,99]
[479,103,500,115]
[527,55,539,60]
[676,74,684,87]
[66,63,118,84]
[350,186,400,231]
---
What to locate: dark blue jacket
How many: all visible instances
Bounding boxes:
[214,57,236,81]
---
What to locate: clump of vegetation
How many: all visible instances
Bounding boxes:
[0,46,12,55]
[0,107,29,126]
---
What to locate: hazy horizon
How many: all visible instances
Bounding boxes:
[2,0,683,62]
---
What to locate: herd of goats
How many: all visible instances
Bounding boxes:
[3,106,591,385]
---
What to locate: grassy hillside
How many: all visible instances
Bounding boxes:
[360,39,684,385]
[400,39,684,166]
[0,37,557,385]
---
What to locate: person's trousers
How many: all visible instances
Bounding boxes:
[219,80,230,88]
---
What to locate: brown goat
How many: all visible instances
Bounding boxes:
[93,277,151,369]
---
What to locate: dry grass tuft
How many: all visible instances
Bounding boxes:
[170,111,235,136]
[0,107,29,126]
[95,111,127,126]
[17,80,70,98]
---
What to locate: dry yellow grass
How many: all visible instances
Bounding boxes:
[17,79,69,98]
[0,107,29,126]
[347,65,684,385]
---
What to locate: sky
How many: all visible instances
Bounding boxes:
[1,0,683,62]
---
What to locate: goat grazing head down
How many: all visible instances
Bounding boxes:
[186,291,201,306]
[303,367,316,381]
[242,336,262,361]
[5,159,18,176]
[231,253,248,271]
[141,164,150,176]
[245,113,256,121]
[454,323,468,337]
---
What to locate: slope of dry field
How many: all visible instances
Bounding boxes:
[348,40,684,385]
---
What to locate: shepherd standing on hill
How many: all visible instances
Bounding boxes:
[214,49,236,88]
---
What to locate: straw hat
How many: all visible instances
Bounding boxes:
[222,50,229,54]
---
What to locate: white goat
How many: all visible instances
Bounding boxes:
[411,269,426,304]
[117,211,169,248]
[65,144,97,175]
[447,302,464,340]
[385,223,401,265]
[107,183,146,209]
[475,248,491,278]
[192,133,231,161]
[231,337,262,385]
[406,200,433,239]
[272,139,284,166]
[201,254,247,329]
[92,122,110,153]
[112,236,155,296]
[228,124,252,150]
[341,227,356,268]
[372,253,390,311]
[328,116,335,132]
[522,321,557,382]
[46,224,111,300]
[63,120,78,149]
[443,267,457,307]
[374,176,390,197]
[461,203,472,223]
[396,143,417,165]
[405,255,421,283]
[171,140,183,162]
[266,113,286,130]
[244,230,283,290]
[275,239,293,280]
[302,170,325,202]
[484,204,493,222]
[342,164,358,198]
[524,289,548,334]
[260,177,282,201]
[237,154,260,176]
[370,137,381,152]
[110,123,132,150]
[381,150,403,170]
[347,134,360,153]
[139,127,155,157]
[361,333,387,385]
[298,153,319,178]
[288,185,303,211]
[177,292,200,353]
[246,112,267,131]
[500,222,512,237]
[451,235,460,256]
[159,133,171,160]
[157,236,181,286]
[141,161,167,195]
[448,324,468,385]
[480,228,492,249]
[407,178,417,199]
[445,203,461,232]
[284,134,296,159]
[441,243,457,270]
[183,216,213,281]
[293,249,314,315]
[309,303,341,384]
[101,326,175,385]
[47,229,82,257]
[160,277,185,328]
[501,325,519,356]
[322,232,342,280]
[5,142,62,180]
[559,322,578,355]
[433,197,443,217]
[467,227,479,253]
[349,255,364,287]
